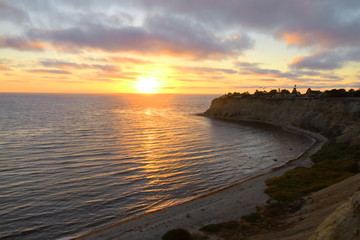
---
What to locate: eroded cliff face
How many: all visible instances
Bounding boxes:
[309,191,360,240]
[204,97,360,146]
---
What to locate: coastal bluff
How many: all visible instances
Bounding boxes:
[203,96,360,240]
[204,96,360,146]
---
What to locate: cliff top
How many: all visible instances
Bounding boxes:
[223,87,360,100]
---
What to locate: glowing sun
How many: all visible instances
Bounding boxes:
[136,76,160,93]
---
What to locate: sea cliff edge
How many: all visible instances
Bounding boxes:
[203,96,360,146]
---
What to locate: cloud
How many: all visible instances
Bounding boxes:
[236,61,344,82]
[1,0,359,93]
[236,61,298,79]
[0,64,11,71]
[235,83,360,90]
[174,66,237,75]
[3,1,360,53]
[0,0,28,23]
[257,78,277,82]
[143,0,360,49]
[95,72,138,81]
[290,49,360,70]
[40,60,118,72]
[0,36,46,51]
[24,13,253,59]
[175,76,233,83]
[110,56,152,65]
[163,85,221,90]
[27,69,71,74]
[295,82,360,89]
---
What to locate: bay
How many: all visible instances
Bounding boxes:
[0,93,312,239]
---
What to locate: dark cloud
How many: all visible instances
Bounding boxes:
[4,0,360,52]
[235,62,260,68]
[145,14,253,57]
[295,70,322,77]
[0,36,45,51]
[25,14,253,59]
[290,49,360,70]
[236,61,344,82]
[0,0,28,23]
[290,52,344,70]
[28,69,71,74]
[143,0,360,49]
[321,75,343,81]
[236,61,298,79]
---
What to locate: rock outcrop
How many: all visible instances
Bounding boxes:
[309,191,360,240]
[204,97,360,146]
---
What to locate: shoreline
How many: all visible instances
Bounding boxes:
[72,117,327,240]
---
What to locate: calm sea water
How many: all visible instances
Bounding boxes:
[0,93,313,240]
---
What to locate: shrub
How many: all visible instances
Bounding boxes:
[191,232,209,240]
[200,221,240,233]
[241,212,262,223]
[265,141,359,201]
[162,228,191,240]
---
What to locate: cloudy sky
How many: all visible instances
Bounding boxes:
[1,0,360,93]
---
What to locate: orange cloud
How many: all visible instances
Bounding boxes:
[279,31,339,48]
[281,33,308,46]
[0,65,11,71]
[110,57,152,65]
[289,56,303,65]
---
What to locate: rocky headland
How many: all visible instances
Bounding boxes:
[204,96,360,146]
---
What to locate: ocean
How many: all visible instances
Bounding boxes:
[0,93,313,240]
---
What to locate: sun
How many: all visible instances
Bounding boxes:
[136,76,160,93]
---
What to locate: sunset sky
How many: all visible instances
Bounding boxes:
[1,0,360,94]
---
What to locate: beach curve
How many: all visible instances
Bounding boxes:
[71,118,326,240]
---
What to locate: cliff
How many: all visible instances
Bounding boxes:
[309,191,360,240]
[204,96,360,146]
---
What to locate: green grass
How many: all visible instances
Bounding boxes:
[265,141,359,201]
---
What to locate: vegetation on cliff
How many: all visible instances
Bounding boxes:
[196,141,360,239]
[265,141,359,201]
[225,88,360,98]
[199,199,304,239]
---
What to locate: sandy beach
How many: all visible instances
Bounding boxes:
[73,125,326,240]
